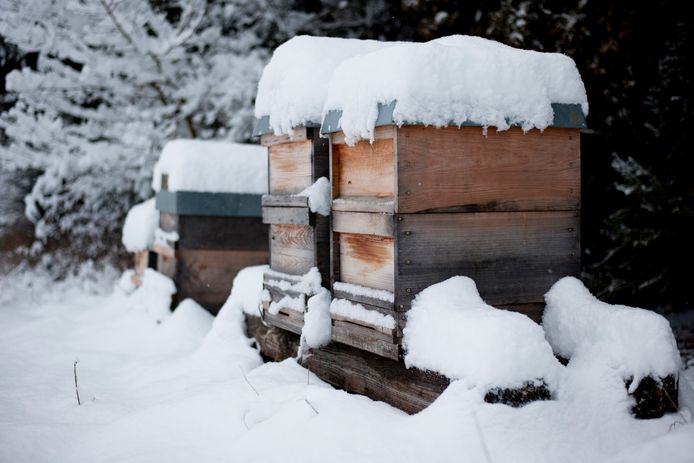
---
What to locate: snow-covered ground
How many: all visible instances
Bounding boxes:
[1,267,693,463]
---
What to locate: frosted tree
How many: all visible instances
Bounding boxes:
[0,0,274,260]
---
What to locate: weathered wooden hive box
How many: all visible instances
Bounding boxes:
[253,122,330,333]
[152,140,269,314]
[322,102,586,359]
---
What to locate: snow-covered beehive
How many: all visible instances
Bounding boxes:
[321,36,587,359]
[253,36,392,334]
[151,139,269,314]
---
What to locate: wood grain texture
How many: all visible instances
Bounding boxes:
[300,343,449,414]
[261,309,304,335]
[262,194,309,208]
[245,315,300,361]
[269,140,313,194]
[331,126,394,145]
[396,125,581,213]
[339,233,395,292]
[332,197,395,214]
[331,313,395,336]
[270,224,315,275]
[395,211,580,308]
[331,319,399,360]
[333,138,394,199]
[262,206,312,225]
[177,215,268,250]
[260,127,308,146]
[332,211,395,237]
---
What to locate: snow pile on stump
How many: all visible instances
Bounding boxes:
[151,139,268,194]
[544,276,681,418]
[403,276,560,405]
[254,36,394,135]
[324,34,588,143]
[121,198,159,252]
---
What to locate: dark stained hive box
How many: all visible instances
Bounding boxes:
[322,103,585,359]
[254,120,330,334]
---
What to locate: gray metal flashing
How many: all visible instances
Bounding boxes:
[320,101,587,134]
[253,116,321,137]
[155,190,263,217]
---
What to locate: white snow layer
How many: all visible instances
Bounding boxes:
[151,139,268,194]
[543,277,681,388]
[330,298,396,330]
[403,276,560,389]
[125,268,176,323]
[254,35,393,135]
[301,288,332,350]
[298,177,331,216]
[324,35,589,143]
[264,267,323,296]
[223,265,269,317]
[333,281,395,303]
[121,198,159,252]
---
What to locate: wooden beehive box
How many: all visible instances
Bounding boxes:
[254,119,330,334]
[322,103,585,360]
[154,182,269,314]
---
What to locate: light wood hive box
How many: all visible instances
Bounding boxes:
[257,125,330,334]
[153,176,269,315]
[323,104,585,360]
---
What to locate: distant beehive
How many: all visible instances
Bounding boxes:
[253,120,330,333]
[321,102,585,359]
[152,140,269,314]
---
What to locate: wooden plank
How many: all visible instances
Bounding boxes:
[177,248,269,310]
[177,215,268,250]
[245,315,300,361]
[331,313,395,336]
[339,233,395,292]
[331,319,399,360]
[300,343,449,414]
[262,194,309,208]
[270,224,315,275]
[159,212,178,233]
[261,309,303,335]
[156,253,176,280]
[332,197,394,214]
[260,127,308,146]
[269,140,313,194]
[396,126,581,213]
[333,138,394,199]
[332,210,394,237]
[331,126,395,145]
[395,211,580,308]
[263,206,312,225]
[332,286,395,313]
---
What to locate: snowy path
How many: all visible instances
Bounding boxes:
[1,270,693,463]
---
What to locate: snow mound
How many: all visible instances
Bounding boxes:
[126,269,176,323]
[161,299,214,349]
[301,287,332,351]
[543,277,681,388]
[254,35,393,135]
[222,265,269,318]
[403,276,560,389]
[121,198,159,252]
[298,177,331,216]
[152,139,268,194]
[324,35,588,143]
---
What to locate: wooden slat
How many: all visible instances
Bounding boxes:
[245,315,300,361]
[262,309,303,335]
[331,319,399,360]
[314,214,331,288]
[395,211,580,308]
[331,287,395,313]
[339,233,394,292]
[332,210,394,237]
[177,215,268,250]
[396,126,581,213]
[262,194,309,208]
[260,127,308,146]
[331,313,395,337]
[269,140,313,194]
[270,224,315,275]
[333,138,394,199]
[263,206,312,225]
[156,253,176,280]
[331,197,395,214]
[331,126,395,145]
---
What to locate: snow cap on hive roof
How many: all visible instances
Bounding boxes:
[152,139,268,194]
[254,35,394,136]
[322,35,588,143]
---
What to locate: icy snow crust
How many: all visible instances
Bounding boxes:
[324,35,588,143]
[152,139,268,194]
[403,276,561,389]
[544,277,681,388]
[1,267,693,463]
[121,198,159,252]
[254,36,393,135]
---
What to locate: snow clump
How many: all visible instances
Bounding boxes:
[122,198,159,252]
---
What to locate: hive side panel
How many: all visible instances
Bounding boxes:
[177,215,268,250]
[269,141,313,194]
[396,126,581,213]
[338,233,395,292]
[395,211,580,307]
[333,139,395,199]
[270,223,316,275]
